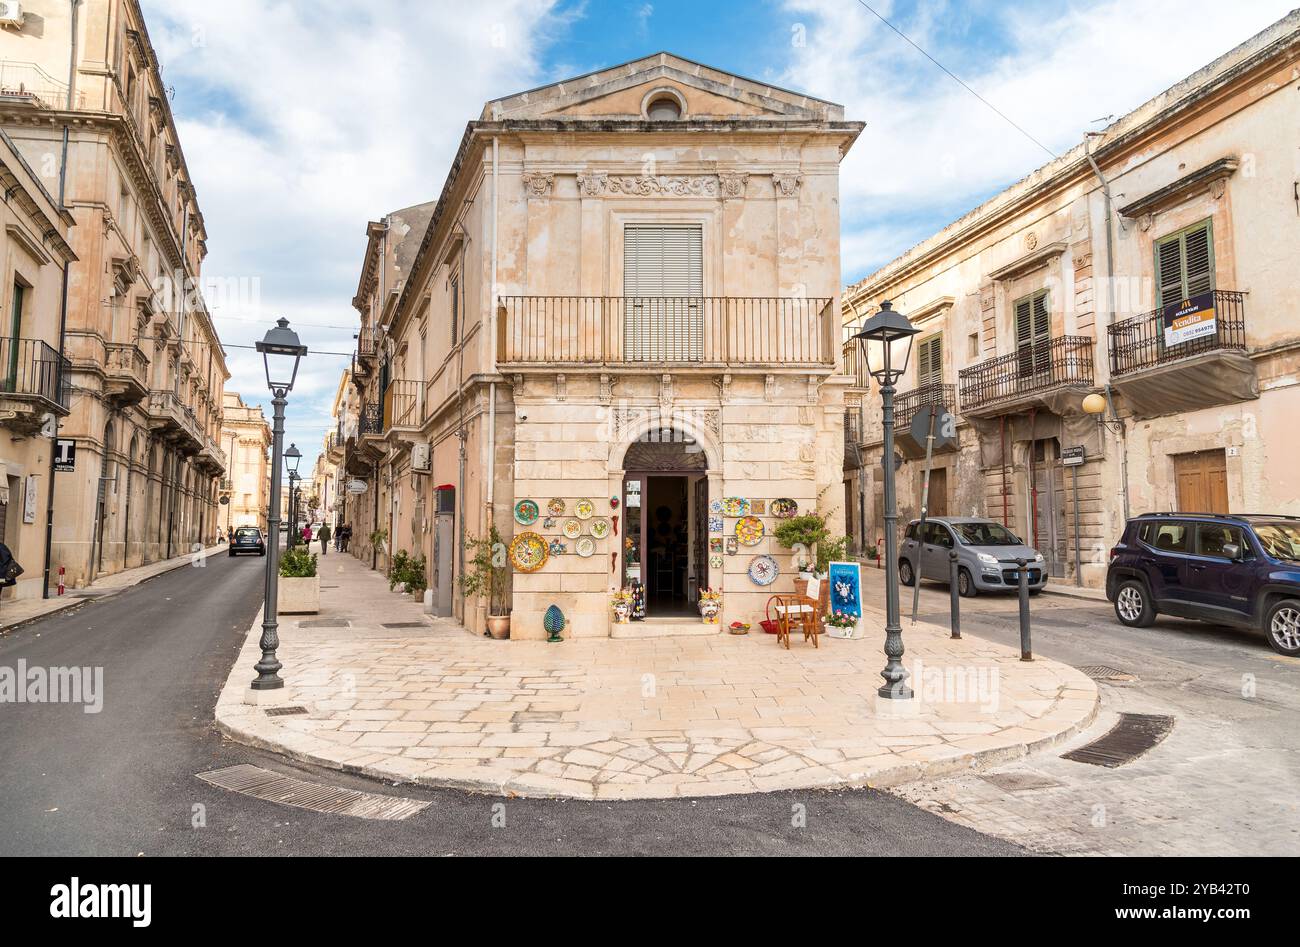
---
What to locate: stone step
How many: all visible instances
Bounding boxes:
[610,617,721,639]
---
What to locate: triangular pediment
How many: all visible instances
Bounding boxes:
[482,53,843,122]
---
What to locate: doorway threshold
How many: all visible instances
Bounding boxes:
[612,618,720,639]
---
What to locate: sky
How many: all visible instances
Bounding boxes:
[139,0,1297,480]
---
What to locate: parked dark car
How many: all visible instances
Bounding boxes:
[1107,513,1300,655]
[229,526,266,557]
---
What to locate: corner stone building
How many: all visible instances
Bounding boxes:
[344,54,862,638]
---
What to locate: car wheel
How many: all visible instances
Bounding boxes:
[1264,599,1300,656]
[258,549,266,557]
[899,559,915,587]
[958,568,977,598]
[1114,580,1156,628]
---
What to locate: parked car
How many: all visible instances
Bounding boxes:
[229,526,266,557]
[900,516,1049,597]
[1107,513,1300,655]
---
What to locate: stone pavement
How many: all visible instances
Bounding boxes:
[215,551,1099,800]
[0,543,226,632]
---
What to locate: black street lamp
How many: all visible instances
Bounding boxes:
[852,300,920,700]
[284,444,302,549]
[252,318,306,691]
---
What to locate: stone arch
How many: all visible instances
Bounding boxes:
[610,411,722,474]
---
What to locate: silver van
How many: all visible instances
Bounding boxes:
[900,517,1048,597]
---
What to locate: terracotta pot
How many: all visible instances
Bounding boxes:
[486,614,511,640]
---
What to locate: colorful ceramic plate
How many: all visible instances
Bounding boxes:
[709,499,723,514]
[548,539,567,556]
[547,498,566,516]
[771,498,799,519]
[722,497,750,517]
[575,537,596,558]
[562,519,582,540]
[575,499,595,520]
[589,518,610,539]
[709,555,724,569]
[508,532,548,572]
[708,516,724,534]
[748,554,779,586]
[514,500,540,525]
[735,516,765,546]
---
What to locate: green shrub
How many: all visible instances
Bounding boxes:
[278,546,317,578]
[461,526,510,615]
[773,513,850,574]
[388,549,427,595]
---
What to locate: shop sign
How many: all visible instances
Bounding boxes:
[1163,292,1217,347]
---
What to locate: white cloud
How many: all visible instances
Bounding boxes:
[142,0,570,467]
[778,0,1296,279]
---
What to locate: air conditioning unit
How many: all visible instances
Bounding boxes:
[0,3,24,29]
[411,442,431,473]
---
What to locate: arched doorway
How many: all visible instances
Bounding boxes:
[618,426,711,618]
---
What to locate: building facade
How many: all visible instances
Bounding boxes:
[340,54,861,637]
[841,12,1300,589]
[0,0,228,588]
[0,129,76,600]
[218,392,269,534]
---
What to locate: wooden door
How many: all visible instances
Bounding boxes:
[925,467,949,518]
[1174,450,1229,514]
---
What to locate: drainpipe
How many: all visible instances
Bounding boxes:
[42,0,79,598]
[486,136,498,527]
[1085,132,1132,526]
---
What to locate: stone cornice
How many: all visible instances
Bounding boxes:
[1118,156,1238,220]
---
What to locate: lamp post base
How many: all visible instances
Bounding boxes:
[877,681,914,700]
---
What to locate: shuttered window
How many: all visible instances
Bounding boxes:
[449,275,459,345]
[623,224,703,361]
[1156,220,1214,310]
[1014,289,1051,377]
[917,334,942,388]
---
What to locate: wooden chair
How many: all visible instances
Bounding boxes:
[767,577,821,650]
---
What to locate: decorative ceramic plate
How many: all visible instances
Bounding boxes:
[575,499,595,520]
[508,532,548,572]
[709,499,723,514]
[547,498,566,516]
[575,537,596,558]
[748,554,779,586]
[542,517,556,530]
[708,516,724,534]
[735,516,765,546]
[709,555,724,569]
[722,497,750,517]
[589,519,610,539]
[562,519,583,540]
[751,499,768,516]
[514,500,540,526]
[770,498,799,519]
[548,539,567,556]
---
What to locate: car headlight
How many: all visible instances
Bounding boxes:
[1034,553,1045,563]
[978,553,998,565]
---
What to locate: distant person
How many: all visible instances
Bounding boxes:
[318,522,330,556]
[341,524,352,552]
[302,523,312,545]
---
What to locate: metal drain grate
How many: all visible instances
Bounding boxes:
[1062,713,1174,768]
[197,764,430,820]
[381,621,427,629]
[1076,665,1137,682]
[299,619,350,629]
[264,705,309,717]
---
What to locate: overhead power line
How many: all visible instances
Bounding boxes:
[852,0,1058,160]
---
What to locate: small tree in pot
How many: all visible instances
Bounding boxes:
[774,513,848,615]
[461,526,511,638]
[277,546,320,614]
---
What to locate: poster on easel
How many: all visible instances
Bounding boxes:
[827,561,864,639]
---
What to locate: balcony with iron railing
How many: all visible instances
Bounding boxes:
[958,336,1095,417]
[841,340,871,390]
[498,296,835,368]
[358,401,383,437]
[0,338,71,431]
[0,60,85,110]
[147,390,204,451]
[1107,290,1254,417]
[382,380,422,432]
[104,342,150,407]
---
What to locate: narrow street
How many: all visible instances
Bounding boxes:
[0,553,1019,856]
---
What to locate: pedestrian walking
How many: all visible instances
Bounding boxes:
[341,523,352,552]
[302,523,312,545]
[318,523,330,556]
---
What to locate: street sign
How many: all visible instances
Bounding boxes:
[219,496,230,506]
[1062,446,1086,467]
[346,479,368,494]
[880,452,904,472]
[54,439,76,472]
[909,404,957,452]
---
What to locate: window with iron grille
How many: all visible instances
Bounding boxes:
[1156,219,1214,310]
[1014,289,1051,377]
[917,334,942,388]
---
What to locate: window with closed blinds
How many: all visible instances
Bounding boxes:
[623,224,703,361]
[1156,220,1214,310]
[917,334,942,388]
[1014,290,1051,377]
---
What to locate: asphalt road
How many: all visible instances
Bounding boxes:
[0,553,1021,856]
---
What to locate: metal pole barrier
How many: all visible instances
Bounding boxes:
[1072,465,1082,587]
[949,550,961,640]
[1016,556,1032,662]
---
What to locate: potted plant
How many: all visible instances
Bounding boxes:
[277,546,319,614]
[825,610,858,639]
[774,514,848,615]
[462,526,511,638]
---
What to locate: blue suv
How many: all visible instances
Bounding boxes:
[1107,513,1300,655]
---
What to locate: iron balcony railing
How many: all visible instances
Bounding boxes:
[895,382,957,432]
[958,336,1095,413]
[1108,290,1246,377]
[0,337,70,410]
[843,408,862,445]
[356,325,377,359]
[0,60,85,110]
[841,340,871,389]
[358,401,383,436]
[499,296,835,366]
[382,380,421,430]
